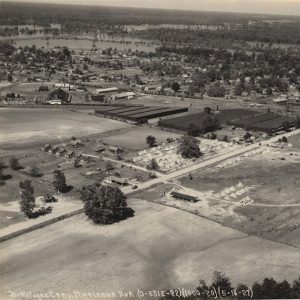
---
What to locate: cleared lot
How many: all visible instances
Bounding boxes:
[0,108,130,149]
[1,199,300,300]
[178,146,300,247]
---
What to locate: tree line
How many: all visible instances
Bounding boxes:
[159,271,300,299]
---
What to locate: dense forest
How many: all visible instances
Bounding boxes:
[129,25,300,46]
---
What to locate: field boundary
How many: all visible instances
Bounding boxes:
[0,209,84,243]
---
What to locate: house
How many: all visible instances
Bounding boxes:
[103,176,128,186]
[110,92,135,101]
[108,145,123,154]
[65,151,75,159]
[49,146,60,154]
[71,139,84,148]
[171,191,199,203]
[95,87,118,94]
[91,94,106,102]
[42,144,52,152]
[288,91,300,104]
[273,95,288,105]
[56,148,67,156]
[94,146,106,153]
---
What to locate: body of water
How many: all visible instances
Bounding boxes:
[12,36,159,52]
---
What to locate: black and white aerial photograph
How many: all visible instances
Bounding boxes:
[0,0,300,299]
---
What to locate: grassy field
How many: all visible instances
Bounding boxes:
[102,126,181,150]
[1,199,300,300]
[0,108,130,150]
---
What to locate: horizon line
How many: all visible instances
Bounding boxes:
[2,1,300,18]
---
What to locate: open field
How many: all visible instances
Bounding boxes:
[1,199,300,300]
[288,133,300,149]
[102,127,181,150]
[0,108,130,150]
[176,146,300,247]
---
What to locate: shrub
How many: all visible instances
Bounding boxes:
[9,157,22,170]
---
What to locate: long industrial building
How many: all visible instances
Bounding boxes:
[95,105,188,123]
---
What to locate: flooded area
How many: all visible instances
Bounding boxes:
[9,35,160,52]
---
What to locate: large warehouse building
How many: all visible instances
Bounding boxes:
[95,105,188,123]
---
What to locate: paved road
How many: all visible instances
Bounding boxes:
[123,129,300,194]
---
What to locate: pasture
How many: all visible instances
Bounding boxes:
[0,108,130,150]
[1,199,300,300]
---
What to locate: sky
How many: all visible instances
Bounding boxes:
[4,0,300,16]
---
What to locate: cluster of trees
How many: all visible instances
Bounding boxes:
[53,169,68,193]
[187,116,220,137]
[81,184,134,224]
[147,158,160,171]
[146,135,157,147]
[159,271,300,299]
[178,135,202,159]
[19,180,52,219]
[132,23,300,46]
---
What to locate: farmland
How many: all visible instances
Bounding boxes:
[0,108,131,151]
[1,199,300,300]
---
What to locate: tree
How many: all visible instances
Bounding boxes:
[196,280,209,299]
[7,73,13,82]
[204,107,211,114]
[292,277,300,298]
[200,116,220,134]
[0,160,5,179]
[266,87,273,96]
[105,161,114,173]
[53,169,67,192]
[147,158,159,171]
[244,132,252,140]
[187,123,200,137]
[19,180,35,218]
[282,121,291,131]
[146,135,157,147]
[81,184,134,224]
[171,82,180,93]
[211,271,232,293]
[178,135,201,159]
[234,82,244,96]
[295,116,300,129]
[9,157,21,170]
[281,136,288,143]
[29,166,41,177]
[207,83,226,97]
